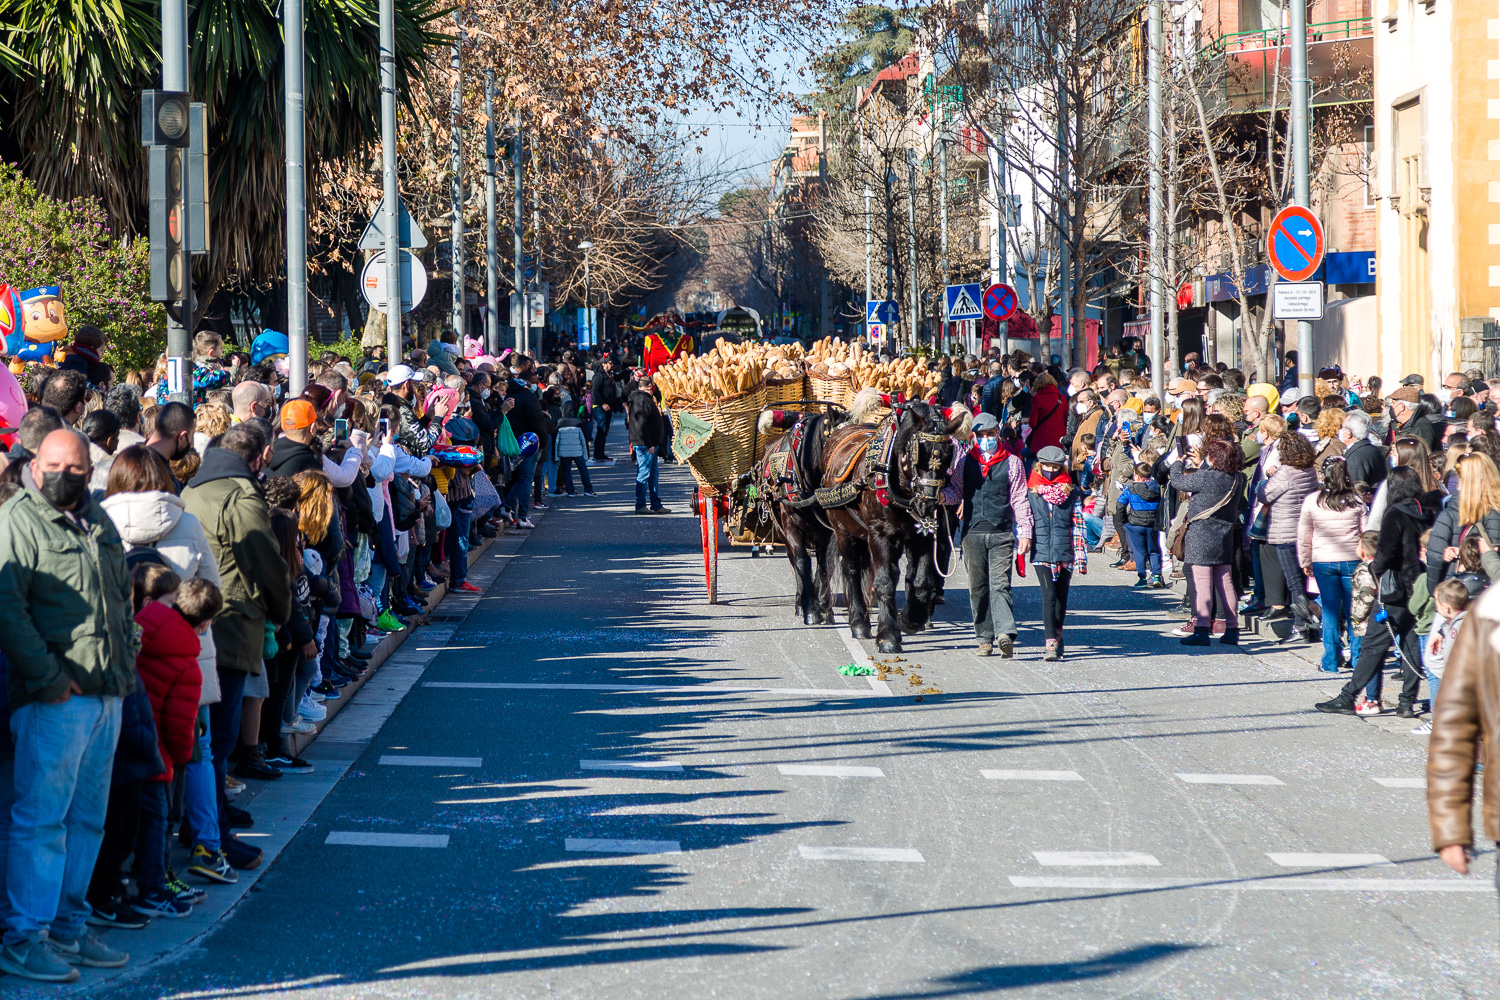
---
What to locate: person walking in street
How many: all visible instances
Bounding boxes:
[1028,445,1087,660]
[0,428,137,981]
[591,355,622,461]
[626,376,669,514]
[961,413,1034,658]
[1297,456,1367,673]
[1171,438,1244,647]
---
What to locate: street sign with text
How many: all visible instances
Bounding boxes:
[1272,281,1324,320]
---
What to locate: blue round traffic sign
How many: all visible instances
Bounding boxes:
[1266,206,1325,283]
[983,283,1017,321]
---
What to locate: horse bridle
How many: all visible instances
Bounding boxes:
[890,405,952,536]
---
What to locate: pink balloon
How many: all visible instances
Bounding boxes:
[0,365,25,433]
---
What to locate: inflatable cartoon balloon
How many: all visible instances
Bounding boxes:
[0,284,23,359]
[0,363,25,447]
[9,286,68,372]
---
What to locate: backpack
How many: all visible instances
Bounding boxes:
[125,544,168,571]
[391,474,420,531]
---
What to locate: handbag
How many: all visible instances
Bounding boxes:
[1168,478,1238,561]
[498,415,522,458]
[391,474,420,531]
[433,489,453,530]
[1248,505,1271,543]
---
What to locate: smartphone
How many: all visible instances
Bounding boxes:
[378,418,391,440]
[334,418,349,441]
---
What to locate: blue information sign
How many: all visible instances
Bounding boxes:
[945,283,984,321]
[866,300,900,326]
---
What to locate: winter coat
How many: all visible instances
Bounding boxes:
[627,390,664,448]
[1258,465,1318,546]
[1427,585,1500,849]
[181,448,292,676]
[554,418,588,460]
[1029,487,1081,566]
[101,489,224,705]
[266,437,322,477]
[1295,491,1366,568]
[1372,494,1441,607]
[1343,438,1387,489]
[1168,463,1242,566]
[134,601,202,783]
[504,382,544,439]
[112,678,166,786]
[591,368,623,411]
[1028,378,1067,453]
[1350,560,1379,636]
[1395,412,1439,452]
[0,470,138,710]
[1068,406,1107,472]
[1425,497,1500,593]
[1114,480,1161,528]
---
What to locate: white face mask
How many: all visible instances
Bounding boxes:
[1437,388,1454,406]
[977,436,1000,455]
[1075,402,1090,415]
[1142,412,1156,424]
[481,389,492,400]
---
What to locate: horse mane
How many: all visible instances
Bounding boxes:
[797,413,827,490]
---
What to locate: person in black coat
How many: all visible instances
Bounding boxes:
[1169,438,1244,646]
[626,383,669,513]
[591,356,624,460]
[1339,410,1386,489]
[1318,465,1439,717]
[1387,386,1438,451]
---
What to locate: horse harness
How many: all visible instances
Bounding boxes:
[815,406,950,536]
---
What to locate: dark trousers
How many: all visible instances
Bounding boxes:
[134,781,170,894]
[88,780,141,906]
[1259,542,1289,608]
[557,456,592,493]
[1341,603,1423,707]
[1124,524,1161,578]
[1271,542,1315,629]
[210,667,248,841]
[262,649,297,749]
[1036,564,1072,640]
[593,410,614,458]
[444,504,473,587]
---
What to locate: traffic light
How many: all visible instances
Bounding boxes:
[148,144,185,303]
[141,90,190,147]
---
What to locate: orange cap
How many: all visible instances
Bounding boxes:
[280,399,318,432]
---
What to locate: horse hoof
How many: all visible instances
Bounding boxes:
[818,613,836,626]
[804,612,820,627]
[899,618,926,634]
[850,623,872,640]
[877,639,902,654]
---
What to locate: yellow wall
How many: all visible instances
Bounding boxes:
[1452,0,1500,359]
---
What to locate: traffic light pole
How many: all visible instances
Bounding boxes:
[285,0,308,396]
[162,0,191,403]
[379,0,403,365]
[485,69,499,355]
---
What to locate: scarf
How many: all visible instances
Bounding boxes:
[970,439,1009,477]
[1028,468,1074,507]
[69,343,102,364]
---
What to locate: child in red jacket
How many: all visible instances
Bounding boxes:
[130,566,222,920]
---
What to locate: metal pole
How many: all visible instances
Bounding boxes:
[513,119,524,353]
[906,149,921,350]
[285,0,307,396]
[449,14,465,344]
[884,169,895,353]
[484,69,499,355]
[863,186,873,316]
[379,0,402,364]
[163,0,191,403]
[1056,77,1069,367]
[1147,0,1165,403]
[939,129,949,353]
[583,250,591,347]
[1290,0,1314,396]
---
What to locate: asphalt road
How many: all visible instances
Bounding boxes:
[109,446,1498,1000]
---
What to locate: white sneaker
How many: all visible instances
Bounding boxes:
[1411,721,1433,735]
[516,518,536,529]
[298,696,327,722]
[307,688,327,703]
[280,717,316,735]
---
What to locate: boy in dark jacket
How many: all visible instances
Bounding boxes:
[1115,462,1164,588]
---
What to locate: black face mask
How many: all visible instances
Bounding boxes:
[39,470,88,510]
[172,437,192,462]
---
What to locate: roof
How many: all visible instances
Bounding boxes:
[857,54,921,108]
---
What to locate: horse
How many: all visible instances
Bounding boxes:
[756,406,842,626]
[817,395,964,653]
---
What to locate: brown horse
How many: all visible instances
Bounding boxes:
[818,400,962,653]
[757,409,841,626]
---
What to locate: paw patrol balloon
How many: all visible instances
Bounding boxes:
[16,286,67,364]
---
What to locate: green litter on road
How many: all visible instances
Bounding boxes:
[838,663,874,676]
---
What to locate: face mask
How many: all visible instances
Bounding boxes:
[1142,412,1156,424]
[1437,388,1454,406]
[1075,402,1090,415]
[1390,454,1399,468]
[39,469,88,510]
[481,389,492,400]
[172,437,192,461]
[977,437,999,456]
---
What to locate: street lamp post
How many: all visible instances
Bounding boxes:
[906,149,920,350]
[285,0,307,394]
[863,186,873,341]
[579,240,594,348]
[885,168,897,354]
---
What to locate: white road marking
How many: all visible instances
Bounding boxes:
[579,760,684,773]
[1373,777,1425,788]
[379,755,482,767]
[1033,851,1162,867]
[1176,773,1285,785]
[777,764,885,778]
[867,675,894,695]
[424,681,868,697]
[1009,875,1493,893]
[982,769,1085,782]
[1266,853,1395,868]
[325,832,449,848]
[837,631,894,696]
[413,646,490,651]
[564,838,682,855]
[799,846,925,862]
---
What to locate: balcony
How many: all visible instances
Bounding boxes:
[1196,17,1374,113]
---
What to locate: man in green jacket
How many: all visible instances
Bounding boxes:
[181,423,291,866]
[0,429,136,980]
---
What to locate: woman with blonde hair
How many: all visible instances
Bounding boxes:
[1427,452,1500,592]
[1369,436,1439,526]
[193,400,232,455]
[1313,407,1346,472]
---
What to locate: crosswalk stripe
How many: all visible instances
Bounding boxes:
[1009,875,1492,893]
[1033,851,1161,867]
[799,846,925,862]
[379,755,482,767]
[1176,773,1285,785]
[1266,853,1394,868]
[1372,777,1425,788]
[325,832,449,848]
[778,764,885,778]
[982,769,1084,782]
[579,760,684,772]
[564,838,682,855]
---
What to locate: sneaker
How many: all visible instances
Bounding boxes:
[265,751,314,775]
[533,499,550,509]
[1355,696,1383,717]
[376,611,406,632]
[1151,575,1167,589]
[188,845,239,884]
[131,888,191,920]
[976,641,992,656]
[167,872,206,904]
[312,680,342,698]
[1395,703,1419,719]
[0,938,82,982]
[996,635,1014,659]
[86,897,151,930]
[417,577,437,591]
[1315,694,1358,715]
[298,695,327,722]
[280,717,316,735]
[233,743,283,781]
[1132,577,1150,589]
[515,517,536,529]
[549,490,566,496]
[224,774,247,797]
[1042,638,1060,661]
[223,835,263,871]
[1167,621,1197,638]
[52,931,129,969]
[649,506,673,515]
[1411,721,1433,734]
[454,581,482,594]
[306,687,328,703]
[583,491,598,497]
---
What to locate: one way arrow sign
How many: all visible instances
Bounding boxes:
[358,195,429,252]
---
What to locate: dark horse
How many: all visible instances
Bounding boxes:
[756,408,842,626]
[818,401,962,653]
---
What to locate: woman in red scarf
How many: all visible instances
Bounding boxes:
[1027,445,1088,660]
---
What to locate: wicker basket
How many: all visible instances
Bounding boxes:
[808,372,854,407]
[671,383,768,495]
[764,375,808,407]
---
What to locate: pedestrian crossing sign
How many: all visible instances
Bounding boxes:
[946,283,984,321]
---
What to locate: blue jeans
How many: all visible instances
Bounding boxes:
[1311,561,1362,676]
[185,707,219,852]
[1124,523,1161,577]
[6,695,122,944]
[633,446,660,509]
[505,453,538,518]
[445,504,473,587]
[1082,511,1103,549]
[134,782,169,895]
